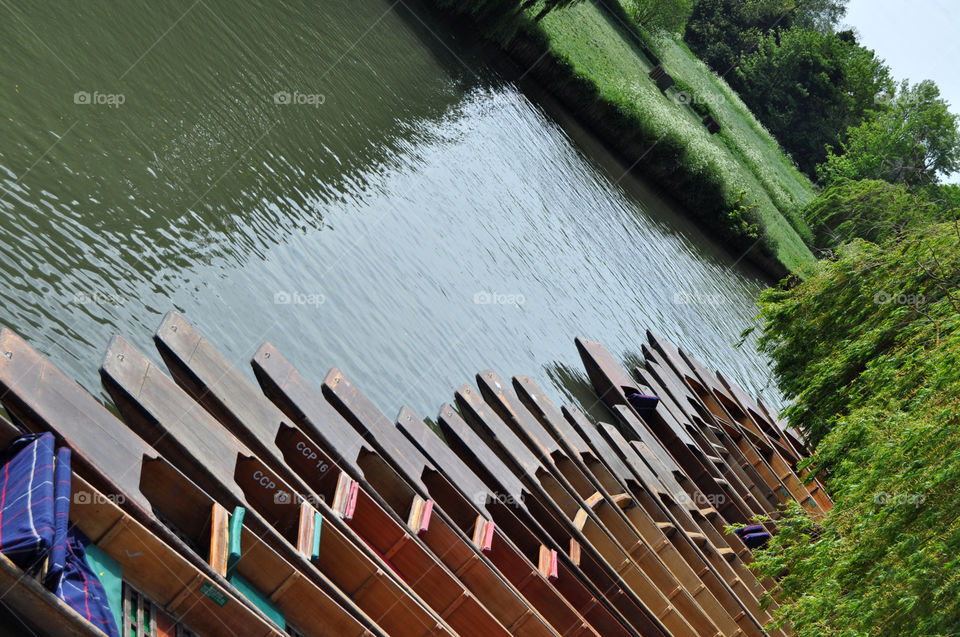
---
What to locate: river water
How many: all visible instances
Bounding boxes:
[0,0,781,425]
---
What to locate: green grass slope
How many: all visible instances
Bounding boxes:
[536,1,815,270]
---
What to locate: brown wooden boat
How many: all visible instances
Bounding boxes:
[0,327,372,636]
[454,383,722,637]
[512,375,778,637]
[395,405,639,637]
[476,371,755,637]
[100,333,452,637]
[576,337,754,526]
[436,403,670,637]
[645,332,824,515]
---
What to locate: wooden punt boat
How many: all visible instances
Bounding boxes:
[155,313,521,637]
[511,375,777,637]
[641,335,792,508]
[636,351,783,516]
[395,406,638,637]
[475,371,755,637]
[168,332,559,637]
[645,332,823,515]
[0,416,212,637]
[453,384,723,637]
[633,359,773,519]
[713,372,831,511]
[575,337,753,526]
[558,408,789,636]
[100,334,452,637]
[436,403,670,637]
[265,354,595,637]
[0,328,369,636]
[598,407,783,594]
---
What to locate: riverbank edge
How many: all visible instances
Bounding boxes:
[424,3,798,278]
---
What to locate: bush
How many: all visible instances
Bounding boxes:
[755,222,960,634]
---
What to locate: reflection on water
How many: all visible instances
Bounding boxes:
[0,0,781,424]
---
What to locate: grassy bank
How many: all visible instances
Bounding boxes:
[429,0,816,275]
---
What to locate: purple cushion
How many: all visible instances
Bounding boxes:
[0,433,56,570]
[45,446,72,589]
[55,528,120,637]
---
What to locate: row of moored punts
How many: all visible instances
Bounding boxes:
[0,312,829,636]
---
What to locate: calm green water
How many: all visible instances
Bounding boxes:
[0,0,781,424]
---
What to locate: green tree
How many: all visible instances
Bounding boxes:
[684,0,791,73]
[789,0,847,33]
[733,28,891,176]
[818,80,960,188]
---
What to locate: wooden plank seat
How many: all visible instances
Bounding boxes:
[0,416,260,637]
[100,334,450,637]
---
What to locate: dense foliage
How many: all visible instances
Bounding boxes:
[801,179,941,250]
[734,28,890,176]
[755,223,960,634]
[818,80,960,188]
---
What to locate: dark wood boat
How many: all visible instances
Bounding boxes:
[576,337,754,527]
[453,383,721,637]
[0,328,359,636]
[436,403,671,637]
[645,332,825,516]
[395,406,638,637]
[100,333,452,637]
[153,323,558,637]
[512,375,777,637]
[258,351,589,637]
[476,371,755,637]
